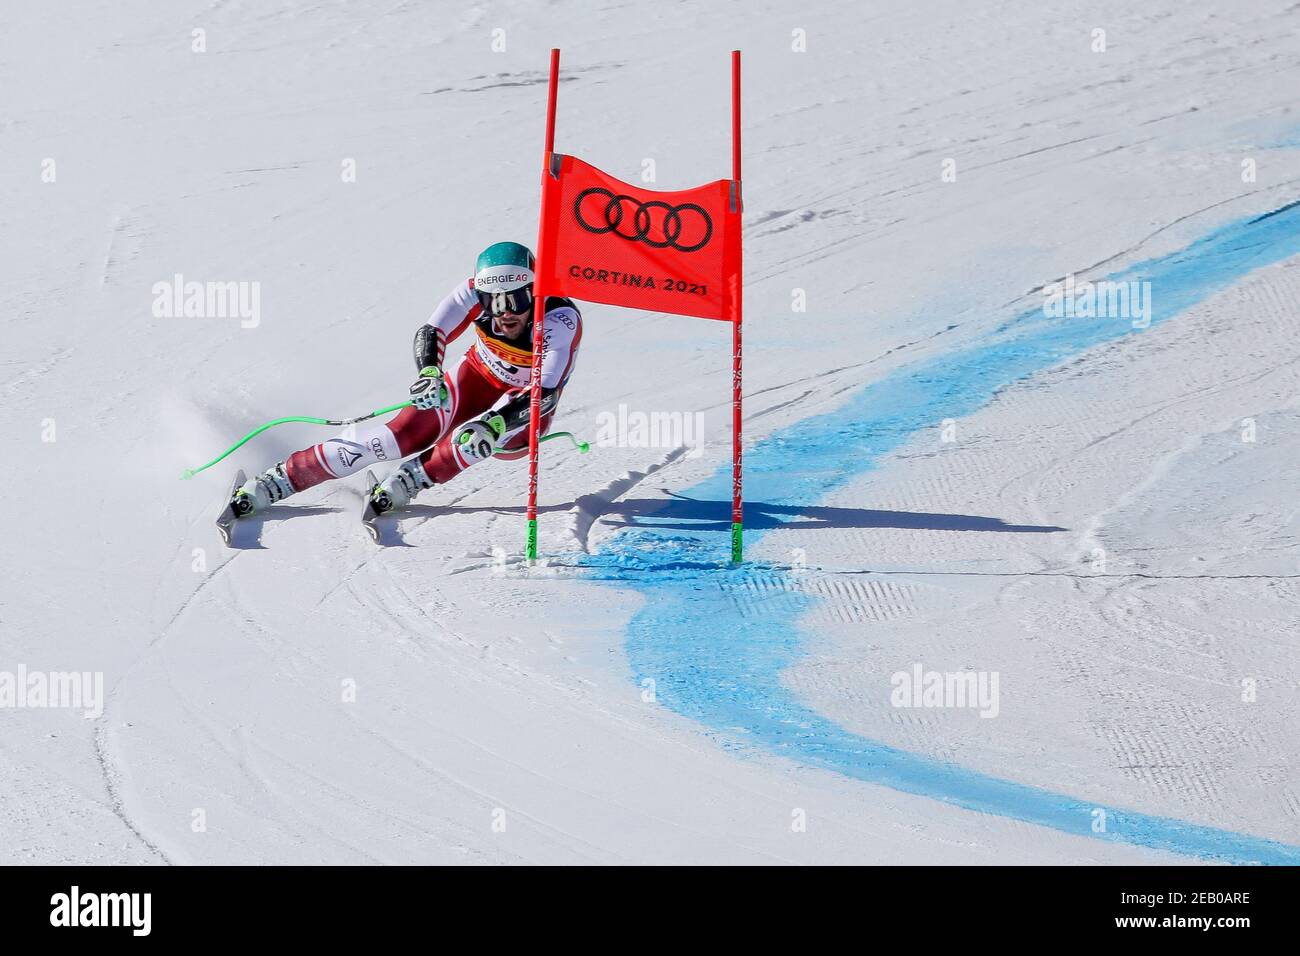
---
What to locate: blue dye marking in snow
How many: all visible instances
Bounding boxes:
[577,198,1300,864]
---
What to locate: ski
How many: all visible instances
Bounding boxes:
[215,469,247,547]
[361,469,384,543]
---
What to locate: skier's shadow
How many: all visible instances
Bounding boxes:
[224,506,346,549]
[401,494,1066,534]
[580,496,1068,533]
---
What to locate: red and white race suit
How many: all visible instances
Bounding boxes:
[282,279,582,492]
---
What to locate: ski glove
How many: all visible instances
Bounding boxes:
[454,414,506,463]
[409,366,452,413]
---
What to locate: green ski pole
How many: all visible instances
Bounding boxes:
[182,402,589,480]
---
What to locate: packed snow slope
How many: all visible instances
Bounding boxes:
[2,0,1298,863]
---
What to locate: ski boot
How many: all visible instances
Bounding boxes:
[231,461,296,518]
[367,459,434,516]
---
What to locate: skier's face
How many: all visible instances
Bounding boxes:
[493,310,529,338]
[477,284,534,339]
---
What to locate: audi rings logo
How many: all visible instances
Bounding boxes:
[574,188,713,253]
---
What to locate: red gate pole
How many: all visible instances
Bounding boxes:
[730,49,744,564]
[527,47,561,562]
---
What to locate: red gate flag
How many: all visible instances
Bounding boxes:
[525,48,744,564]
[536,154,742,322]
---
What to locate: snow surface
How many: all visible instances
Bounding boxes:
[2,0,1298,864]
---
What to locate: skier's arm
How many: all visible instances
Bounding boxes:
[495,386,560,433]
[412,279,479,371]
[492,303,581,431]
[412,324,441,370]
[536,303,581,390]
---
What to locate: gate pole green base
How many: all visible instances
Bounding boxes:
[526,519,539,561]
[730,522,744,564]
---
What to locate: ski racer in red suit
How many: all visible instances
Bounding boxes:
[229,241,582,518]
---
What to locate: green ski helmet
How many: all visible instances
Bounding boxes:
[474,241,536,317]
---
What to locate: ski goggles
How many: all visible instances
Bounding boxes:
[476,285,534,317]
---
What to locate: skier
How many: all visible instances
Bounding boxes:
[228,241,582,519]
